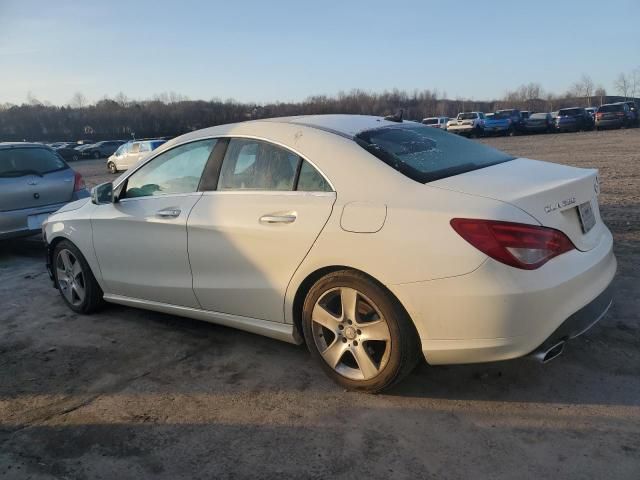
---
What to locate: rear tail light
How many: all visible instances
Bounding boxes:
[450,219,575,270]
[596,112,603,118]
[73,171,85,192]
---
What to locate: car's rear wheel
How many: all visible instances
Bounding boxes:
[53,240,104,314]
[108,161,118,174]
[302,270,420,393]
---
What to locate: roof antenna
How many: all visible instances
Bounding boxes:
[384,109,404,123]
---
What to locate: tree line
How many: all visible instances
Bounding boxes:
[0,72,638,142]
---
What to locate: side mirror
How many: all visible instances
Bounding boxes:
[91,182,114,205]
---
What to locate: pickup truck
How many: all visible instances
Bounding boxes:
[446,112,485,137]
[483,113,513,136]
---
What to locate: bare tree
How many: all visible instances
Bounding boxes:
[594,86,606,106]
[630,68,639,99]
[615,73,631,99]
[26,91,42,106]
[69,91,88,108]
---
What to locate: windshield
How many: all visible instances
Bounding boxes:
[0,147,66,177]
[422,118,438,125]
[354,124,514,183]
[458,113,477,120]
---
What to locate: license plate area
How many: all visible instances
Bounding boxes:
[577,200,596,233]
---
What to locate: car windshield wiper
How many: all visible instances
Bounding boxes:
[0,169,44,178]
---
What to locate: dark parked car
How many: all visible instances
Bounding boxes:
[495,109,525,132]
[555,107,594,132]
[523,112,554,133]
[0,143,89,240]
[621,101,639,126]
[595,103,632,130]
[79,140,125,159]
[483,112,513,136]
[55,144,83,161]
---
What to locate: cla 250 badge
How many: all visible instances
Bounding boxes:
[544,197,576,213]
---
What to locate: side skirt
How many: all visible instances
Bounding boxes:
[103,294,301,345]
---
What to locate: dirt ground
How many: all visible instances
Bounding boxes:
[1,129,639,479]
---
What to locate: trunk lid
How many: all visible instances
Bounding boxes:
[430,158,605,251]
[0,168,75,211]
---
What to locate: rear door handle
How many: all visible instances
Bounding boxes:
[259,213,297,224]
[156,208,181,218]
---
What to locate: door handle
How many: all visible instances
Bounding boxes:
[259,213,297,224]
[156,208,181,218]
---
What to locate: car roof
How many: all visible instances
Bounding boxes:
[257,114,414,138]
[0,142,51,150]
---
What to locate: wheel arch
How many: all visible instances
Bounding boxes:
[290,265,421,349]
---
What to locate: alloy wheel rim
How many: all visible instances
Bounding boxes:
[311,287,391,381]
[56,249,86,306]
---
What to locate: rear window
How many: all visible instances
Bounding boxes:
[458,113,477,120]
[355,124,514,183]
[422,118,438,125]
[530,113,548,119]
[0,147,66,177]
[559,108,581,116]
[598,104,624,113]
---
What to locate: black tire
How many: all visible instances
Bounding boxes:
[108,162,118,174]
[301,270,421,393]
[53,240,104,314]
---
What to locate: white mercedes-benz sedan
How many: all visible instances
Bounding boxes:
[43,115,616,392]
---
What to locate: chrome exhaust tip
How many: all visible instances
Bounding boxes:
[530,340,566,364]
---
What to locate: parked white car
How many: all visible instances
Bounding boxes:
[421,117,449,130]
[107,139,166,174]
[447,112,486,136]
[43,115,615,392]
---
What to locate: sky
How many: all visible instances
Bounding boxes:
[0,0,638,106]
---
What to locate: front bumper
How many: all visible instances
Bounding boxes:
[390,227,616,365]
[448,125,476,134]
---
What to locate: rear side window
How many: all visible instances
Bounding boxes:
[297,161,332,192]
[0,148,66,177]
[355,124,513,183]
[130,143,141,154]
[218,139,299,191]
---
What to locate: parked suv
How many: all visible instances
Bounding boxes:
[421,117,450,130]
[621,101,639,126]
[595,103,632,130]
[79,140,126,159]
[447,112,485,137]
[107,139,166,173]
[555,107,594,132]
[523,112,554,133]
[0,143,89,239]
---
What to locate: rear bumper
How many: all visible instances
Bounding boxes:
[596,119,624,128]
[390,227,616,365]
[0,203,67,240]
[0,190,89,240]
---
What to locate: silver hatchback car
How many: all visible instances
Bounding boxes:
[0,143,90,240]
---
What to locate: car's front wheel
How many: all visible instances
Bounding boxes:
[302,270,420,393]
[53,240,104,314]
[107,161,118,174]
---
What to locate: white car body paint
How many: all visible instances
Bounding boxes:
[44,115,616,364]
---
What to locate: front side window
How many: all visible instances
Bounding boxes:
[218,139,299,191]
[355,124,513,183]
[124,139,216,198]
[0,148,66,177]
[130,143,141,154]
